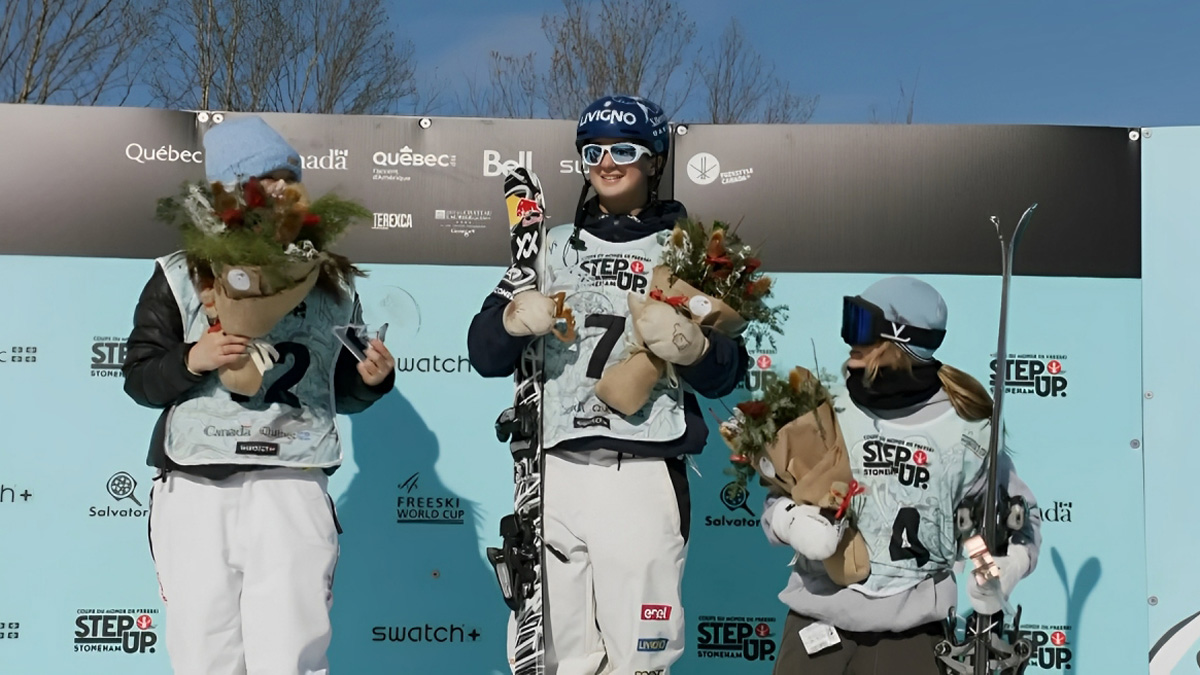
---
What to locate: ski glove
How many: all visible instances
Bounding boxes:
[967,543,1031,615]
[502,290,557,337]
[768,498,846,562]
[629,293,709,366]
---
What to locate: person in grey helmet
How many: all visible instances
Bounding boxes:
[762,276,1042,674]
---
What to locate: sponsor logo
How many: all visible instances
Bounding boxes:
[235,442,280,456]
[560,159,585,175]
[990,353,1068,398]
[373,213,413,230]
[0,620,19,640]
[90,472,147,518]
[373,147,456,168]
[696,615,777,661]
[91,337,127,378]
[641,605,672,621]
[302,149,348,171]
[484,150,533,177]
[737,355,778,392]
[707,482,759,528]
[686,152,754,186]
[634,671,665,675]
[74,609,159,654]
[637,638,668,652]
[125,143,202,165]
[396,355,473,374]
[579,108,638,126]
[578,254,651,292]
[860,435,932,489]
[434,208,492,237]
[397,472,466,525]
[1017,624,1073,671]
[1042,500,1073,524]
[0,484,32,503]
[371,624,481,643]
[0,344,38,364]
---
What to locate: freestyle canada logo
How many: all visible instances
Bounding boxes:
[707,482,759,528]
[125,143,202,165]
[859,434,932,489]
[484,150,533,177]
[0,344,38,364]
[1017,624,1074,671]
[91,336,127,378]
[90,472,148,519]
[74,609,159,654]
[696,615,777,662]
[396,472,466,525]
[686,152,754,186]
[990,353,1068,398]
[371,623,481,644]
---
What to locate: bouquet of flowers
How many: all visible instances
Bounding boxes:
[156,176,369,396]
[595,218,788,415]
[719,365,870,586]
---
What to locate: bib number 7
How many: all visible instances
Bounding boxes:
[583,314,627,379]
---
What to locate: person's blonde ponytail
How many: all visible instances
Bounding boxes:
[937,364,993,422]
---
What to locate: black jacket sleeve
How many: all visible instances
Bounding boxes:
[677,329,749,399]
[333,292,396,414]
[467,293,533,378]
[122,264,208,408]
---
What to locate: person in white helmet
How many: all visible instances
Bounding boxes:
[764,276,1042,675]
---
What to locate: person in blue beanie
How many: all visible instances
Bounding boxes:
[123,115,394,675]
[763,276,1041,674]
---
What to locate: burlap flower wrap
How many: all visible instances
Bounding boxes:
[721,368,871,586]
[595,265,748,416]
[201,257,323,396]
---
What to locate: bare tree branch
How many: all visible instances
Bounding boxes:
[699,18,818,125]
[540,0,695,118]
[762,81,819,124]
[152,0,417,114]
[869,69,920,124]
[0,0,162,105]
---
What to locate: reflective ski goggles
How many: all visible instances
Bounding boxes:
[580,142,654,167]
[841,296,946,350]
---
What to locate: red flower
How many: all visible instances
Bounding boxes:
[302,213,321,227]
[743,258,762,275]
[736,400,770,420]
[220,208,244,228]
[243,178,267,209]
[730,454,749,465]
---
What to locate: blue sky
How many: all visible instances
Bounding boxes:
[399,0,1200,126]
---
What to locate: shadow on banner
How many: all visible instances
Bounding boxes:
[329,388,510,674]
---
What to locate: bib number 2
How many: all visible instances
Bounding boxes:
[231,342,311,407]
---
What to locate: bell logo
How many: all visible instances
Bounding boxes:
[484,150,533,177]
[641,605,672,621]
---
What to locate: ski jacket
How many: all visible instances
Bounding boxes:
[761,389,1042,633]
[467,198,750,459]
[122,256,395,481]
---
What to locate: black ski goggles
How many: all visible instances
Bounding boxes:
[841,296,946,350]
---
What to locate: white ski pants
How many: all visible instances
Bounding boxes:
[541,450,690,675]
[148,468,341,675]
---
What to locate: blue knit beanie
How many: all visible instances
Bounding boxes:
[203,116,302,186]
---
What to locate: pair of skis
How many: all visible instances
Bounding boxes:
[486,167,572,675]
[936,204,1039,675]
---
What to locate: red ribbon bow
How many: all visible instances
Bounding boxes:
[835,480,866,520]
[649,289,688,307]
